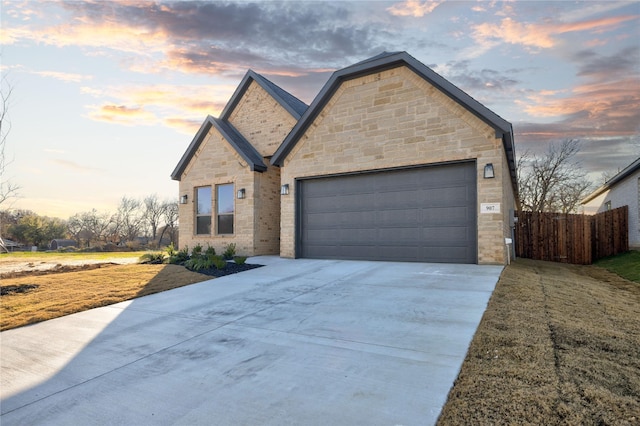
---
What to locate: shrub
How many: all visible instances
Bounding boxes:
[184,256,210,271]
[204,245,216,257]
[222,243,236,260]
[233,256,247,265]
[168,247,189,264]
[191,244,203,257]
[212,256,227,270]
[166,243,177,257]
[139,252,166,264]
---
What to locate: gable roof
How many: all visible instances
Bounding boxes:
[171,70,308,181]
[220,70,308,120]
[270,51,517,189]
[581,156,640,204]
[171,115,267,180]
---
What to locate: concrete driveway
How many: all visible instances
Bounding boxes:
[1,257,502,425]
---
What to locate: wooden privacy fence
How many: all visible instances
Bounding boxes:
[514,206,628,265]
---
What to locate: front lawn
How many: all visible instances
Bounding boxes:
[438,259,640,424]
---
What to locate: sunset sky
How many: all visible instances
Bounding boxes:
[1,0,639,219]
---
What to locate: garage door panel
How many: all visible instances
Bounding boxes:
[299,162,477,263]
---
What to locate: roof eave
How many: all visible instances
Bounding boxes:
[581,156,640,204]
[221,70,306,121]
[171,116,215,181]
[272,52,516,179]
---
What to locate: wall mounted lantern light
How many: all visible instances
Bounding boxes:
[484,163,495,179]
[180,194,188,204]
[280,184,290,195]
[237,188,246,199]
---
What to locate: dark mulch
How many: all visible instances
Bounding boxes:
[192,262,264,278]
[1,284,40,296]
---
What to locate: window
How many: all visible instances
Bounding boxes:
[195,186,212,234]
[217,184,234,234]
[605,201,612,211]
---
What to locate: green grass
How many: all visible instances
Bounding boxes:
[594,250,640,283]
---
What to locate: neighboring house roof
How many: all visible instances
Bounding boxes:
[171,70,308,181]
[220,70,308,120]
[270,51,517,190]
[171,115,267,180]
[581,156,640,204]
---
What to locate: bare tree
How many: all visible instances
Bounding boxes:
[158,200,178,245]
[114,196,145,244]
[143,194,164,242]
[518,139,593,213]
[67,209,113,248]
[0,75,19,206]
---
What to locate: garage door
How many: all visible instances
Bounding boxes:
[298,162,477,263]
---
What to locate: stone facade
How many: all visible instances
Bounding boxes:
[228,81,299,157]
[279,66,516,264]
[177,79,298,256]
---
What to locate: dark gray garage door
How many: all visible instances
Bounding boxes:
[298,162,477,263]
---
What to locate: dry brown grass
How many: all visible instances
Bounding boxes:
[0,264,209,331]
[438,259,640,425]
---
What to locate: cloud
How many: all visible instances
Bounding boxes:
[387,1,442,17]
[436,60,521,93]
[81,84,232,132]
[469,14,638,55]
[32,70,92,83]
[51,159,103,173]
[87,104,158,126]
[3,1,392,79]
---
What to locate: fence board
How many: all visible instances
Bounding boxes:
[515,206,628,265]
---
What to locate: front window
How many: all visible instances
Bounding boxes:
[195,186,212,235]
[217,184,234,234]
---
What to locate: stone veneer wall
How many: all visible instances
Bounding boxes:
[279,66,515,264]
[178,127,257,256]
[178,79,300,255]
[228,81,300,157]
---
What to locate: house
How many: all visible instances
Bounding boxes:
[172,51,518,264]
[50,239,78,250]
[171,70,308,255]
[581,157,640,249]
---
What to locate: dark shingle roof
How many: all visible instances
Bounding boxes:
[221,70,308,120]
[270,51,517,191]
[171,69,308,181]
[170,116,266,180]
[581,156,640,204]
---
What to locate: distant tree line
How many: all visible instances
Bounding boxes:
[1,194,178,250]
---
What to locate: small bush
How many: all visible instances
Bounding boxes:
[233,256,247,265]
[184,256,210,271]
[168,247,189,264]
[212,256,227,270]
[166,243,177,257]
[222,243,236,260]
[191,244,203,257]
[139,252,166,264]
[204,245,216,257]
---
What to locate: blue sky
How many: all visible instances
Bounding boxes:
[1,0,639,218]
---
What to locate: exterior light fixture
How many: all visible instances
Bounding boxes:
[237,188,246,199]
[180,194,188,204]
[484,163,495,179]
[280,184,290,195]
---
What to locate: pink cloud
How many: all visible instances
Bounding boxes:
[387,0,442,17]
